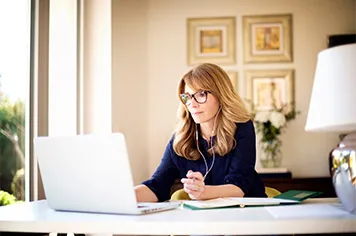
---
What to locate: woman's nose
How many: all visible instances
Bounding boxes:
[189,97,199,107]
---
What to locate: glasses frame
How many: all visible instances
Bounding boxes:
[180,90,211,105]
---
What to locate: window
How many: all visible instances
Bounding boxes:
[0,0,31,203]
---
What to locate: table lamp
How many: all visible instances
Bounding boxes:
[305,43,356,213]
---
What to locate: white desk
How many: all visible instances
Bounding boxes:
[0,198,355,235]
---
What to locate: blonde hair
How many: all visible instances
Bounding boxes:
[173,63,251,160]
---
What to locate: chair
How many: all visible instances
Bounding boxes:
[265,186,281,198]
[170,186,281,200]
[170,188,190,201]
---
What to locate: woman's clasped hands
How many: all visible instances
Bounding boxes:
[181,170,205,199]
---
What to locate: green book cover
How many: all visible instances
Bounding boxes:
[183,202,243,210]
[274,190,323,202]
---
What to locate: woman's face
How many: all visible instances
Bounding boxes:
[183,84,220,124]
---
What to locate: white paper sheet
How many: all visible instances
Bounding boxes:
[228,197,298,204]
[265,203,353,218]
[183,197,299,209]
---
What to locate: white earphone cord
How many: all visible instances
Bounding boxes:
[195,107,221,180]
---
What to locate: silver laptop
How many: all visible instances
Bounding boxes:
[34,133,180,215]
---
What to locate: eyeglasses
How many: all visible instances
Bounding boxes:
[180,90,211,105]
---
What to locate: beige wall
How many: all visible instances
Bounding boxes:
[355,0,356,27]
[83,0,112,134]
[112,0,149,184]
[112,0,356,184]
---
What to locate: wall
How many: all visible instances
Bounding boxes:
[355,0,356,28]
[112,0,149,184]
[112,0,356,184]
[82,0,112,134]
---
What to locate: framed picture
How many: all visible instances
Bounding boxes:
[243,14,292,63]
[245,70,294,111]
[187,17,236,65]
[227,72,238,92]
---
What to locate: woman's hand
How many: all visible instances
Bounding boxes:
[181,170,205,200]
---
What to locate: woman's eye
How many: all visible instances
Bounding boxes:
[198,92,205,97]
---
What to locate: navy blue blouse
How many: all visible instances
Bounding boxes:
[142,120,266,202]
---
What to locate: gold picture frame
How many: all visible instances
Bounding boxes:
[243,14,293,63]
[245,70,295,111]
[227,72,238,92]
[187,17,236,65]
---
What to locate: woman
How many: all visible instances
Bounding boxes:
[135,63,266,202]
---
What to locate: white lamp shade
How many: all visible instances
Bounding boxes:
[305,44,356,132]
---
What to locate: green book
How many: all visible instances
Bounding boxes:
[273,190,323,202]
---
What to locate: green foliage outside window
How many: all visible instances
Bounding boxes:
[0,190,17,206]
[0,98,25,201]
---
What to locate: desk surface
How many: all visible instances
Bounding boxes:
[0,198,355,235]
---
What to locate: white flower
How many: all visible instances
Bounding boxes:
[254,111,270,123]
[270,111,286,128]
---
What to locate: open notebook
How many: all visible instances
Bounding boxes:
[183,190,323,210]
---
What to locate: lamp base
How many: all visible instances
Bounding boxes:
[331,131,356,213]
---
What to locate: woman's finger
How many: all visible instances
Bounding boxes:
[184,183,204,192]
[184,185,194,194]
[181,178,195,185]
[187,171,204,181]
[185,184,198,191]
[182,177,204,186]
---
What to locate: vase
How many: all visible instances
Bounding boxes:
[329,132,356,213]
[259,140,283,168]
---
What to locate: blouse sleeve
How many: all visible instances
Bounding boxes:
[142,138,180,202]
[224,120,257,195]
